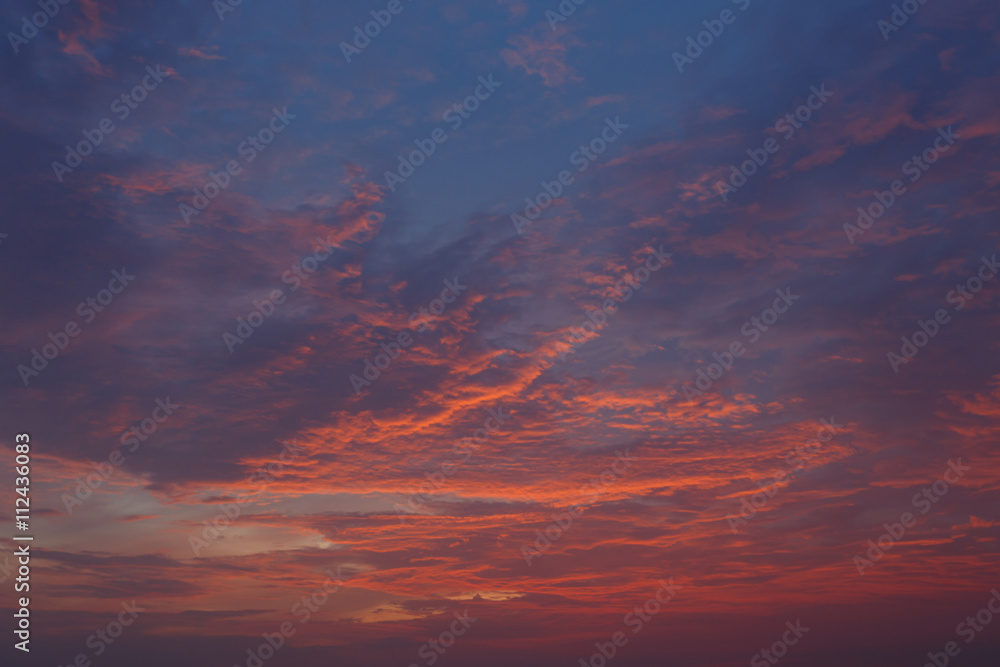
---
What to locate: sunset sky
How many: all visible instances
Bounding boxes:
[2,0,1000,666]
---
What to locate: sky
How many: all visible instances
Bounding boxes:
[1,0,1000,665]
